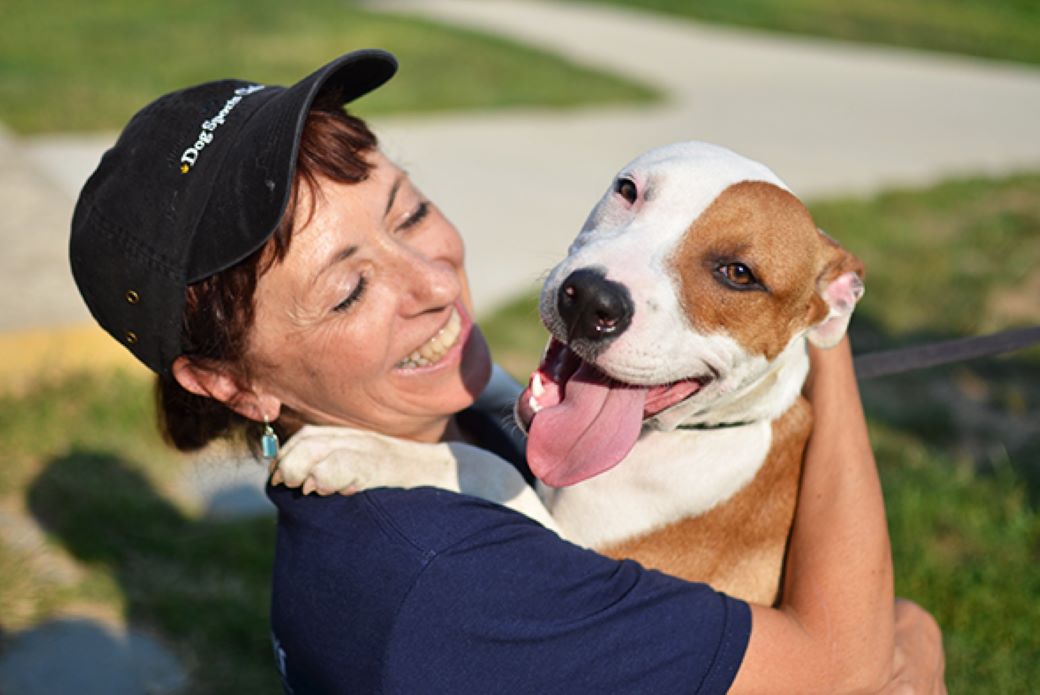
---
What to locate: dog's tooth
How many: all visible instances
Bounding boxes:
[531,372,545,398]
[528,395,543,414]
[540,337,553,360]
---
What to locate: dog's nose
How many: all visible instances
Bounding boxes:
[558,268,634,343]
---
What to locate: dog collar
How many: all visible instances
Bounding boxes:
[675,420,757,431]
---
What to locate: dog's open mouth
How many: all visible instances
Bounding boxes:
[518,338,712,487]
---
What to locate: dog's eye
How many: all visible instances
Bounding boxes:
[615,177,637,205]
[718,262,762,289]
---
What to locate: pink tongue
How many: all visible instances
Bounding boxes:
[527,361,648,487]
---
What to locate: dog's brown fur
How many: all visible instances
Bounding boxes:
[601,397,811,605]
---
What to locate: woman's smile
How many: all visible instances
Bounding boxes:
[396,303,466,370]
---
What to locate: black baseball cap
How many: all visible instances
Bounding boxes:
[70,48,397,376]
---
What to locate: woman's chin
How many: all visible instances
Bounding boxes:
[389,323,492,419]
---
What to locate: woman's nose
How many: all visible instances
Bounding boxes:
[396,252,461,315]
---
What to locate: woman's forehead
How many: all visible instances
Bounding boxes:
[273,153,407,277]
[294,149,403,218]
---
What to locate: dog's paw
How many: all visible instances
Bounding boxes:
[302,452,384,496]
[272,426,387,493]
[271,425,463,496]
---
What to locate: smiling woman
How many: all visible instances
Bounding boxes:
[68,49,944,694]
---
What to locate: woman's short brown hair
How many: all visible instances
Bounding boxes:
[157,107,378,453]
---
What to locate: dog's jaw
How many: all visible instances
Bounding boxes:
[649,335,810,431]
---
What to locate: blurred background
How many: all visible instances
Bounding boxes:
[1,1,1037,692]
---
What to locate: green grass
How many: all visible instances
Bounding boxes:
[814,173,1040,339]
[573,0,1040,66]
[0,0,656,134]
[2,172,1038,691]
[0,371,279,693]
[822,173,1040,690]
[876,425,1039,690]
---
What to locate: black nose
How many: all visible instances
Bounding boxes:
[557,268,634,344]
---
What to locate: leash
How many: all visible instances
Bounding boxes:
[853,324,1040,380]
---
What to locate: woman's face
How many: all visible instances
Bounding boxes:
[247,150,492,442]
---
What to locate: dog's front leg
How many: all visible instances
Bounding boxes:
[273,425,562,535]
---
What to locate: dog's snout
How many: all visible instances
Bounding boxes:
[558,268,634,344]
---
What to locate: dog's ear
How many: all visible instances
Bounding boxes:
[806,229,865,348]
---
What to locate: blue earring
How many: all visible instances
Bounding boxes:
[261,415,280,460]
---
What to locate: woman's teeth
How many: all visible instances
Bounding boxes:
[397,307,463,369]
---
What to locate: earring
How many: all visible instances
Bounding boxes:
[261,415,280,460]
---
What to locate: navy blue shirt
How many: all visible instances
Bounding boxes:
[267,373,751,693]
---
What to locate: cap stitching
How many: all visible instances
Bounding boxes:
[83,204,184,280]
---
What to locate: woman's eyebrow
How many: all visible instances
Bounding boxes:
[384,174,404,218]
[311,245,359,287]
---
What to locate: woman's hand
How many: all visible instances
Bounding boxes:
[875,600,946,694]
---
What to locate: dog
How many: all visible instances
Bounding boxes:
[273,141,864,605]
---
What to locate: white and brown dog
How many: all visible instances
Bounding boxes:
[274,142,864,605]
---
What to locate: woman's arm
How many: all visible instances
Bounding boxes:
[731,337,943,693]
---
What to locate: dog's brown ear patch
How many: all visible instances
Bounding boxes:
[670,181,830,360]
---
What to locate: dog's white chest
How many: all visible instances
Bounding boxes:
[539,421,773,548]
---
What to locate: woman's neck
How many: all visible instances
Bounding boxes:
[440,415,475,445]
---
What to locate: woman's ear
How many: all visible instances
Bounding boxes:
[171,356,282,422]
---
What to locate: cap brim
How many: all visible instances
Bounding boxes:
[185,48,397,282]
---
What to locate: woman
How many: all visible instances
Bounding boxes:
[70,49,944,693]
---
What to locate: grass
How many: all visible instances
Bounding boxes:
[876,425,1039,691]
[573,0,1040,66]
[0,370,280,693]
[0,0,656,134]
[2,172,1038,691]
[822,173,1040,689]
[814,173,1040,339]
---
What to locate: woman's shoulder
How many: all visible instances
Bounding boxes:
[266,485,540,691]
[267,483,542,557]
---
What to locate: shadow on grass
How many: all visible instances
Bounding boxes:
[849,315,1040,691]
[26,450,280,695]
[849,312,1040,507]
